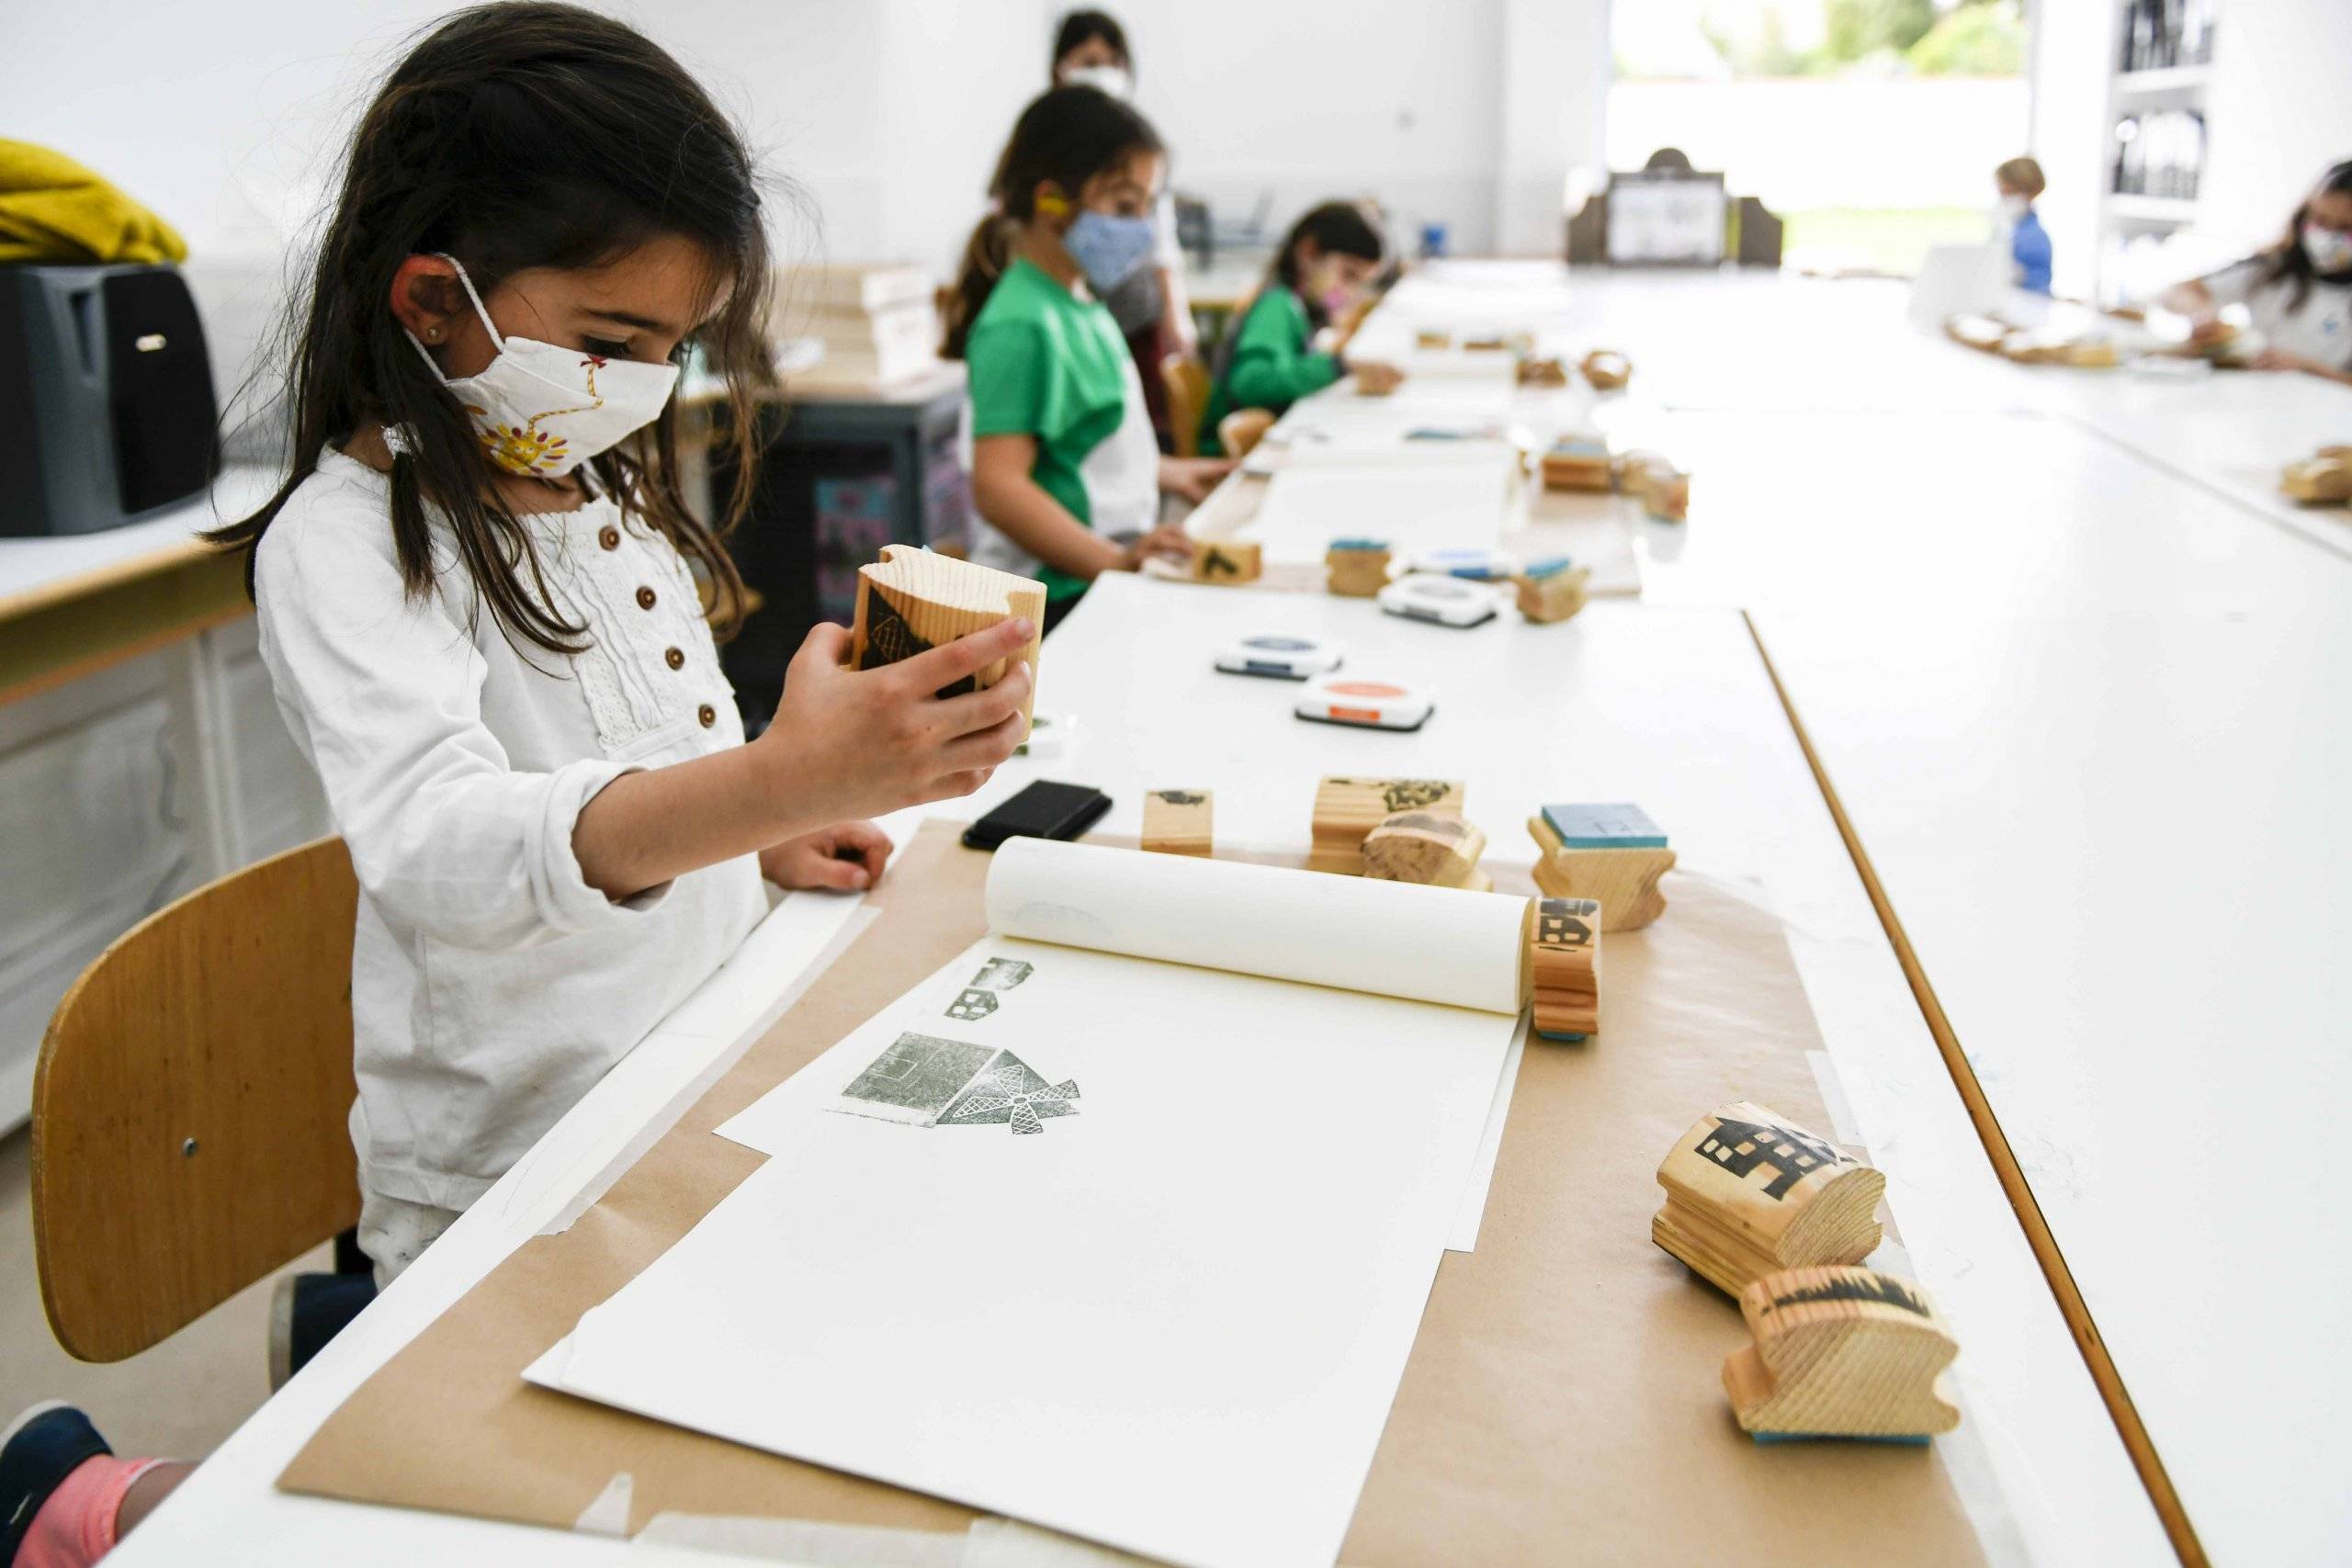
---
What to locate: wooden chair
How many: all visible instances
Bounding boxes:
[1217,408,1277,462]
[34,837,362,1361]
[1161,354,1212,458]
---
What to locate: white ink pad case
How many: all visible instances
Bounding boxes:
[1294,674,1435,732]
[1377,575,1500,628]
[1215,632,1345,681]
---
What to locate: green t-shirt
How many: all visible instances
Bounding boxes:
[1199,284,1341,455]
[967,256,1136,602]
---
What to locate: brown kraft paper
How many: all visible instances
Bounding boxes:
[280,821,1987,1564]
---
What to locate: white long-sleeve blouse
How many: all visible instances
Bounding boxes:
[254,449,765,1213]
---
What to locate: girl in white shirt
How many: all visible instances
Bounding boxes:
[2165,159,2352,386]
[205,5,1035,1284]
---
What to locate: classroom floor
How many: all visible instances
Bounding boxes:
[0,1127,323,1461]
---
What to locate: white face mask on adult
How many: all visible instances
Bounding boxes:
[402,254,680,478]
[1059,62,1133,99]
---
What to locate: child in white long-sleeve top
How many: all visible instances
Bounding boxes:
[0,8,1038,1562]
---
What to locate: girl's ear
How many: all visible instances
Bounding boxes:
[390,254,467,343]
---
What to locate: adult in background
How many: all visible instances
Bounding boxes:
[1050,8,1196,447]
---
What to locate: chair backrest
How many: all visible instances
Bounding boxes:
[34,837,361,1361]
[1161,354,1211,458]
[1217,407,1276,462]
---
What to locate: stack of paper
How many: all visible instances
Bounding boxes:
[528,840,1534,1568]
[776,263,943,386]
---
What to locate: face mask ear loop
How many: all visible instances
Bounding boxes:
[430,252,506,353]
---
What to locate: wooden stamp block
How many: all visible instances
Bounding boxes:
[1540,437,1613,493]
[2282,454,2352,504]
[1140,789,1213,857]
[1515,355,1569,388]
[1724,1265,1962,1443]
[1362,809,1487,889]
[851,545,1045,728]
[1312,776,1463,874]
[1515,558,1589,625]
[1529,896,1600,1040]
[1188,538,1264,584]
[1640,468,1690,523]
[1652,1102,1884,1298]
[1415,329,1452,350]
[1527,804,1673,930]
[1579,349,1632,389]
[1326,537,1393,598]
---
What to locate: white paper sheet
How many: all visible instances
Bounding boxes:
[1238,460,1519,566]
[539,918,1519,1568]
[1446,1014,1531,1251]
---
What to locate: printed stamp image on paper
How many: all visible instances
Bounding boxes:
[943,957,1035,1021]
[836,1032,1080,1135]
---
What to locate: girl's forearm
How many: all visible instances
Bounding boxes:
[974,467,1125,580]
[571,740,823,901]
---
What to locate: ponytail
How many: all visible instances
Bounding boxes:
[944,214,1016,361]
[940,84,1161,361]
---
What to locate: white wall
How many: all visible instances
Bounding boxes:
[0,0,1577,275]
[1,0,1602,386]
[2196,0,2352,260]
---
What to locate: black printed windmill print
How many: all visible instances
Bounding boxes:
[935,1050,1081,1135]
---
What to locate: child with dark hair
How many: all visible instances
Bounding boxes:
[2163,159,2352,384]
[1199,201,1402,455]
[947,85,1228,630]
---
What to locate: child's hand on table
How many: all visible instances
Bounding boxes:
[760,619,1035,819]
[1119,524,1196,570]
[760,820,892,892]
[1351,360,1405,394]
[1158,457,1235,504]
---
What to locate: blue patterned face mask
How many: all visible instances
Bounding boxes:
[1063,209,1156,293]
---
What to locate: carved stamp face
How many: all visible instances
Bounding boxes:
[1154,790,1207,807]
[1697,1115,1851,1201]
[1535,897,1600,950]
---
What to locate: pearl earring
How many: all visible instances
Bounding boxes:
[425,327,440,342]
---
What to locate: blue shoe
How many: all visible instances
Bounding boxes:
[267,1272,379,1392]
[1,1402,108,1565]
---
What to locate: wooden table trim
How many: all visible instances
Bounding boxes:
[1745,610,2210,1568]
[0,547,251,707]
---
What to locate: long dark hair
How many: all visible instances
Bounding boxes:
[942,85,1161,360]
[1270,201,1385,327]
[2260,159,2352,312]
[1051,10,1131,76]
[209,2,773,653]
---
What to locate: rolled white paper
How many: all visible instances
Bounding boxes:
[984,836,1530,1013]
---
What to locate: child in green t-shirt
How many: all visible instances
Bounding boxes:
[1200,202,1402,456]
[944,85,1230,626]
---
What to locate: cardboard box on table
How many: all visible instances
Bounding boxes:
[280,823,1987,1566]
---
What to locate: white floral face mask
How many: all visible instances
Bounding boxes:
[402,254,679,477]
